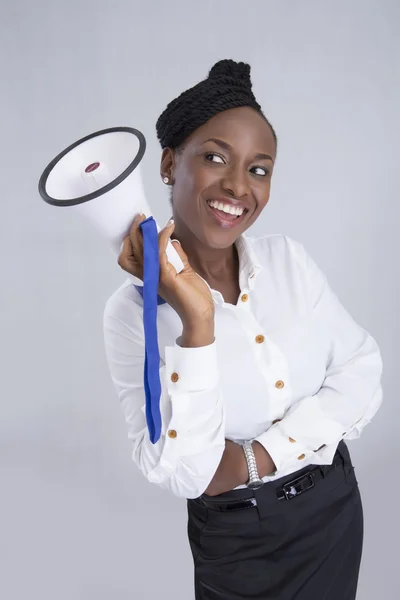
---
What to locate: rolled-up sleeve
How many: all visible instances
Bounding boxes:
[255,241,383,474]
[103,294,226,499]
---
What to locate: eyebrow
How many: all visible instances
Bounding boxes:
[201,137,274,163]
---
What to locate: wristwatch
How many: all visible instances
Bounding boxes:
[241,440,265,490]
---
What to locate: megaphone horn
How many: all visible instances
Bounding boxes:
[37,126,184,284]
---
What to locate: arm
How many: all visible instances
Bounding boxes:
[253,241,383,474]
[103,293,226,499]
[206,241,383,496]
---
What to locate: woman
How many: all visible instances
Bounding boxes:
[104,59,383,599]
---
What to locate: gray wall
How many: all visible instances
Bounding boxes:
[1,1,398,598]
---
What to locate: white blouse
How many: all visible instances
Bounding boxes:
[103,232,383,499]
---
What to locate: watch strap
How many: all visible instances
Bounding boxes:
[242,440,263,487]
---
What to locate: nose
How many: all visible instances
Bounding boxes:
[221,166,250,199]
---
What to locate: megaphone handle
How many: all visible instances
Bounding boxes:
[129,229,184,288]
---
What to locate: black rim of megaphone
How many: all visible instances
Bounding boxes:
[38,126,146,207]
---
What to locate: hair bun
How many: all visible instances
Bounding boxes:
[208,59,251,85]
[156,58,270,150]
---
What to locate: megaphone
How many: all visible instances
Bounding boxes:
[38,126,185,444]
[38,126,184,282]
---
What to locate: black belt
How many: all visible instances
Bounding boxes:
[198,452,343,512]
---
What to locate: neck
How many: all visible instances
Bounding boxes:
[171,217,239,282]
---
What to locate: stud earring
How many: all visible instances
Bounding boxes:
[163,176,169,184]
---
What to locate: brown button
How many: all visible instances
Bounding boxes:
[297,454,306,460]
[272,419,281,424]
[241,293,249,302]
[289,437,296,443]
[167,429,177,439]
[255,334,265,344]
[275,380,285,389]
[171,372,179,383]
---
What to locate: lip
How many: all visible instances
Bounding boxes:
[205,199,249,229]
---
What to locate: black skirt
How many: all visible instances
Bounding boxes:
[187,441,363,600]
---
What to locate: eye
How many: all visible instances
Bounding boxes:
[204,152,270,177]
[252,166,269,177]
[204,152,225,164]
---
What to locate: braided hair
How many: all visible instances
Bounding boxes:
[156,59,277,154]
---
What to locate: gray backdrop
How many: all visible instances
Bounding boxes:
[1,1,398,598]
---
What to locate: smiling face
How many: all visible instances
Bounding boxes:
[160,106,277,250]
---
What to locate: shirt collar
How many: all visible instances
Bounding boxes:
[235,231,263,292]
[130,231,263,305]
[197,231,263,306]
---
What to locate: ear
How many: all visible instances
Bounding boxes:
[160,147,176,181]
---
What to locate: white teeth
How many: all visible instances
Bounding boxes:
[208,200,244,216]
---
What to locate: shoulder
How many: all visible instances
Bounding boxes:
[245,232,309,270]
[245,233,328,308]
[103,276,144,335]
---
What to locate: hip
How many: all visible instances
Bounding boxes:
[187,441,363,561]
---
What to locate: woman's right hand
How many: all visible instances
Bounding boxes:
[118,214,215,327]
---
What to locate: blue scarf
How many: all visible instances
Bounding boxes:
[133,216,167,444]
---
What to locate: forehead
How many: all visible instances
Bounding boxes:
[188,106,276,155]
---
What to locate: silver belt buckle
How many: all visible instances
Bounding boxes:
[282,472,315,500]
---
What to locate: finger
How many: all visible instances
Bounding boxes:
[118,236,138,274]
[118,236,130,263]
[129,213,146,266]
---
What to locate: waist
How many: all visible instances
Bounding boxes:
[194,440,350,508]
[231,439,342,489]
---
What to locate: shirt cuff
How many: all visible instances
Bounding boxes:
[164,337,219,394]
[254,424,311,474]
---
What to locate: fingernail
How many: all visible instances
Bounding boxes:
[167,218,174,227]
